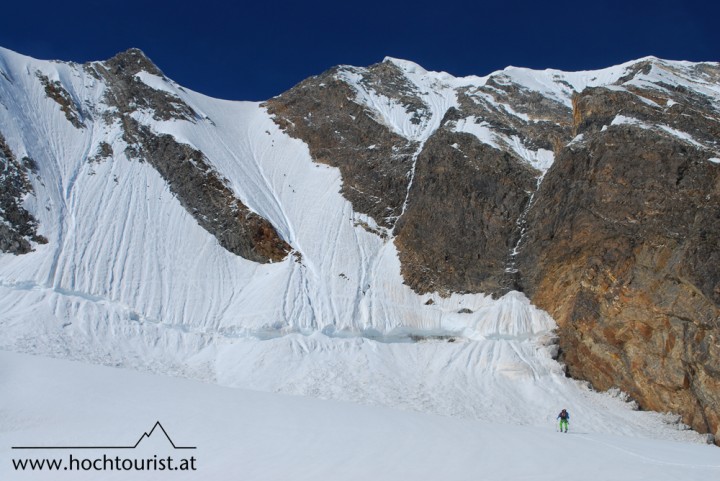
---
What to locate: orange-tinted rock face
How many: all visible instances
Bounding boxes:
[268,59,720,443]
[519,87,720,443]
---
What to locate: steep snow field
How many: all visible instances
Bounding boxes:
[0,46,538,340]
[2,48,718,340]
[2,351,719,481]
[1,45,718,457]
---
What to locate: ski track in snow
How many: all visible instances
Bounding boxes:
[0,47,718,448]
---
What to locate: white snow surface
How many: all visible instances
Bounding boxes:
[1,351,718,481]
[0,46,718,451]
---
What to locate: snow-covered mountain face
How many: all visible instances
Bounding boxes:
[266,56,720,442]
[0,46,718,444]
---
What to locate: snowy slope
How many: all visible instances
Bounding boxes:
[2,351,718,481]
[0,46,718,448]
[2,48,717,339]
[0,46,564,351]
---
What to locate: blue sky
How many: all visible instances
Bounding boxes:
[2,0,718,101]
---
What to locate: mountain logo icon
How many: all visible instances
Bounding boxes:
[12,421,197,450]
[131,421,196,449]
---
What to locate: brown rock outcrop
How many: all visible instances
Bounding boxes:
[268,57,720,442]
[267,60,575,296]
[518,86,720,443]
[394,127,537,295]
[0,132,47,253]
[90,49,290,263]
[265,63,418,228]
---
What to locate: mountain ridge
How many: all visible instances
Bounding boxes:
[0,46,718,444]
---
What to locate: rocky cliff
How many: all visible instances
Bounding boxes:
[518,75,720,442]
[0,132,47,253]
[268,57,720,442]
